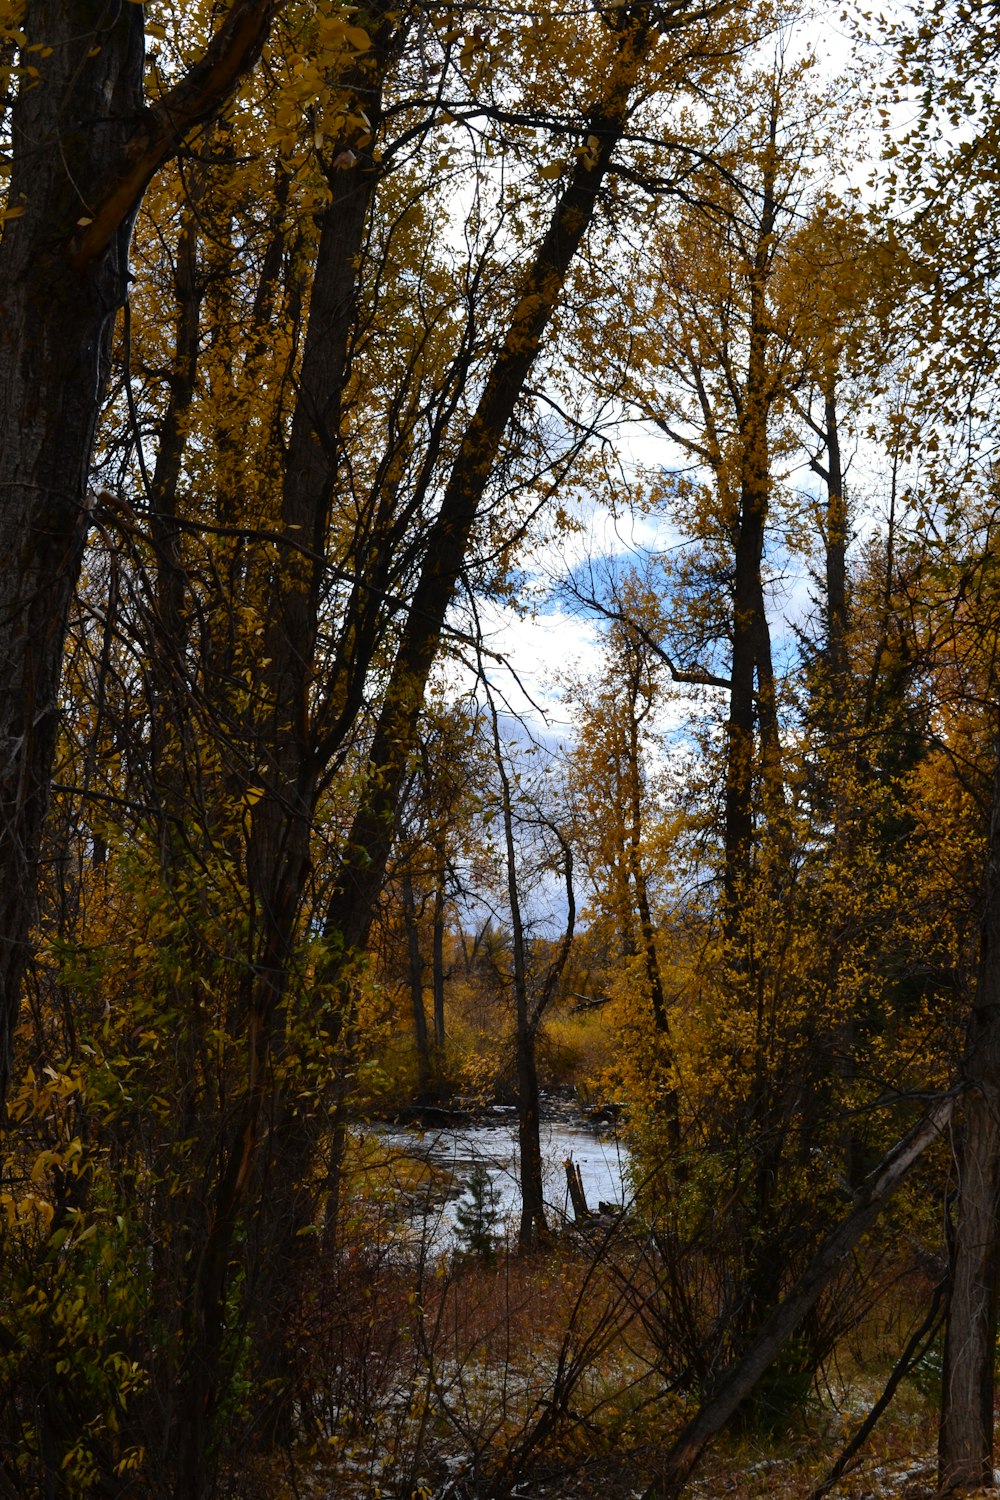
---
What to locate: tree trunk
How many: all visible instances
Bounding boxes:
[432,860,447,1057]
[723,120,779,922]
[487,696,548,1250]
[320,14,653,962]
[939,724,1000,1491]
[618,633,681,1145]
[0,0,278,1101]
[0,2,144,1097]
[402,872,432,1100]
[516,1016,548,1250]
[823,377,849,687]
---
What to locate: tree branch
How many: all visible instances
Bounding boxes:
[72,0,282,268]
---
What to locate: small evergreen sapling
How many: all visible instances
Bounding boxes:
[454,1163,500,1261]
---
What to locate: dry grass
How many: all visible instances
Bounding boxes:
[240,1242,973,1500]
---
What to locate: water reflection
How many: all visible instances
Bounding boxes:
[369,1103,629,1256]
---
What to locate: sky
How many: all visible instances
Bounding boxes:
[436,0,922,783]
[433,0,917,932]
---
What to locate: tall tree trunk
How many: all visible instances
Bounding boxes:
[719,101,789,1343]
[516,1012,547,1250]
[722,367,780,919]
[321,14,654,963]
[170,95,387,1497]
[823,377,849,689]
[432,855,447,1058]
[816,374,861,1187]
[0,2,144,1098]
[487,699,548,1250]
[0,0,279,1102]
[618,633,681,1145]
[402,872,432,1100]
[939,723,1000,1491]
[723,118,779,922]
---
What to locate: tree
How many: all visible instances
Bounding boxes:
[556,48,974,1455]
[481,686,575,1249]
[565,564,684,1144]
[873,2,1000,1483]
[2,0,783,1488]
[390,700,484,1098]
[0,0,282,1101]
[615,57,870,1342]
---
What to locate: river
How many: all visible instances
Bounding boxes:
[367,1097,630,1256]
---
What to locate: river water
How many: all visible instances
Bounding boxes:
[368,1100,630,1256]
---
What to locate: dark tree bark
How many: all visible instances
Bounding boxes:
[822,378,849,686]
[486,695,549,1250]
[805,374,862,1187]
[0,0,280,1100]
[722,109,780,921]
[432,849,448,1055]
[939,723,1000,1491]
[143,165,212,836]
[402,871,433,1099]
[802,368,850,735]
[322,12,656,962]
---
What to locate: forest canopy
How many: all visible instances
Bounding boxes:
[1,0,999,1496]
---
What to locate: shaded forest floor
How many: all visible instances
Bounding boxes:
[255,1397,955,1500]
[233,1239,973,1500]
